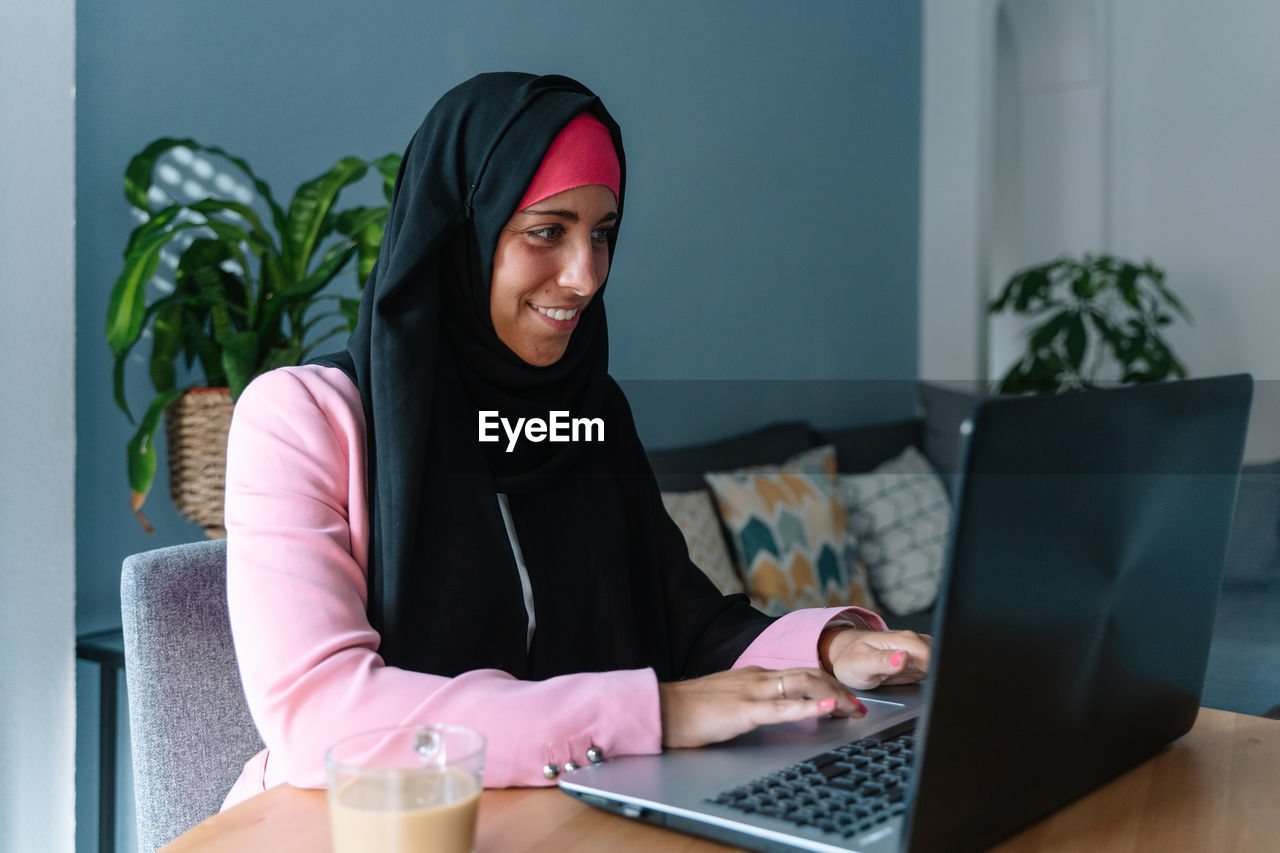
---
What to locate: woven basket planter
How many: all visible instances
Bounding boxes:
[165,387,233,539]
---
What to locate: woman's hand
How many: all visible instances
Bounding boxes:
[658,666,867,749]
[821,628,933,690]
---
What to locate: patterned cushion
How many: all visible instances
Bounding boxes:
[836,446,950,616]
[661,490,745,596]
[740,443,837,478]
[705,446,876,616]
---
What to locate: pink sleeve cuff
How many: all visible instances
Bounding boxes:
[731,607,886,670]
[222,665,662,809]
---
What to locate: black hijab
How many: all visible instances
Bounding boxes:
[316,72,771,681]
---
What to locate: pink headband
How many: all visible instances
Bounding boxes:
[517,113,621,210]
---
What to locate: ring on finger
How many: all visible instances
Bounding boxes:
[777,675,787,700]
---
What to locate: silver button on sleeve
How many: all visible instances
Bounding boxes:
[563,761,580,772]
[542,763,560,780]
[586,746,604,764]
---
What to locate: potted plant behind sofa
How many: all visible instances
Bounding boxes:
[989,253,1191,394]
[106,138,399,534]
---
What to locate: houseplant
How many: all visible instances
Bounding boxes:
[107,138,399,531]
[989,253,1191,394]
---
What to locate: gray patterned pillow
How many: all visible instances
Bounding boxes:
[661,489,745,596]
[836,447,950,616]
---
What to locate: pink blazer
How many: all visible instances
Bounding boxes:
[221,365,884,809]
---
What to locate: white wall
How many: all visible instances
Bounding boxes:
[1108,0,1280,460]
[0,0,77,850]
[989,0,1110,375]
[919,0,999,384]
[921,0,1280,460]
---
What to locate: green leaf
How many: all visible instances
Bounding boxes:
[255,290,288,357]
[218,268,252,330]
[1027,356,1064,393]
[315,237,358,277]
[150,302,185,393]
[121,204,184,260]
[1086,310,1137,370]
[1145,336,1174,379]
[220,330,260,399]
[1015,269,1053,312]
[315,211,340,254]
[994,262,1075,316]
[1000,360,1043,395]
[372,153,401,202]
[259,345,302,375]
[106,219,208,355]
[996,362,1029,394]
[334,205,388,238]
[340,297,361,332]
[287,241,357,299]
[1071,269,1093,300]
[1086,309,1123,344]
[189,198,277,255]
[124,138,195,211]
[1151,274,1191,321]
[334,206,387,288]
[283,157,370,282]
[111,291,191,419]
[200,217,264,280]
[124,139,287,243]
[127,387,187,531]
[193,141,289,242]
[354,223,382,287]
[110,210,257,360]
[1028,310,1073,354]
[1064,313,1087,370]
[1116,265,1141,309]
[112,357,135,422]
[989,275,1018,313]
[177,239,237,342]
[181,312,225,386]
[250,253,287,331]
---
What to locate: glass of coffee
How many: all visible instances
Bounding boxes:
[326,723,486,853]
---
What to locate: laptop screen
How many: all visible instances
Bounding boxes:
[905,375,1252,852]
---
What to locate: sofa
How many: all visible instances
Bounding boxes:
[646,383,1280,718]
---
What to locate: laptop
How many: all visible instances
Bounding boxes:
[560,375,1253,853]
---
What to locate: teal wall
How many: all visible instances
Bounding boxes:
[75,1,921,626]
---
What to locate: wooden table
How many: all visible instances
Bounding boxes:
[165,708,1280,852]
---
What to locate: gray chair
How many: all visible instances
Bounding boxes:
[121,539,264,852]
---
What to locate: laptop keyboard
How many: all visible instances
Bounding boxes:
[707,730,915,840]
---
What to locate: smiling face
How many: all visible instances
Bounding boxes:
[489,184,618,366]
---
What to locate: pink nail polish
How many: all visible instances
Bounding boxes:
[849,695,867,714]
[818,697,837,711]
[891,651,906,668]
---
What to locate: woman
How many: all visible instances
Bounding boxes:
[222,72,929,808]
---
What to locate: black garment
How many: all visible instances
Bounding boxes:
[315,72,771,682]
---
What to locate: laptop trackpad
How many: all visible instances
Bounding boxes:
[562,685,923,806]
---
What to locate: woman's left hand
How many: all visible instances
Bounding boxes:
[821,628,933,690]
